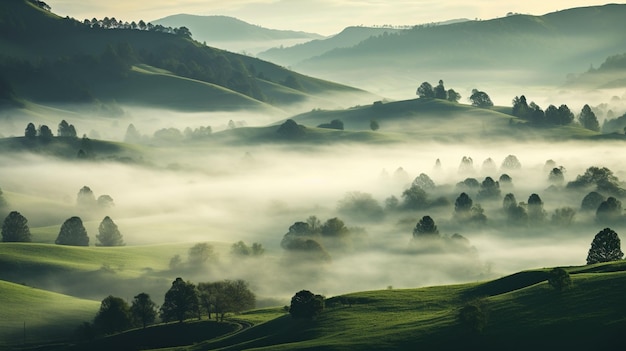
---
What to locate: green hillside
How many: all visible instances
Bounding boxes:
[0,0,369,113]
[287,98,600,141]
[174,262,626,351]
[0,280,99,346]
[292,4,626,86]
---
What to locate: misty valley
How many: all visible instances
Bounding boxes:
[2,0,626,350]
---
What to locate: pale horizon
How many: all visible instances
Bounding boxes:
[47,0,619,36]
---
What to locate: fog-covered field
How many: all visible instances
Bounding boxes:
[2,124,625,303]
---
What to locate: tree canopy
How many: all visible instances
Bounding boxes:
[586,228,624,264]
[1,211,31,242]
[160,277,199,323]
[93,295,132,335]
[289,290,325,319]
[469,89,493,108]
[96,216,124,246]
[413,215,439,238]
[130,293,157,329]
[55,216,89,246]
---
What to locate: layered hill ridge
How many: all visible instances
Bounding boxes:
[0,0,370,114]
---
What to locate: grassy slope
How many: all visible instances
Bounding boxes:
[0,0,368,113]
[0,280,99,346]
[181,261,626,351]
[288,98,600,141]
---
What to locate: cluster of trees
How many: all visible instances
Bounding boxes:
[1,210,124,246]
[81,18,192,38]
[281,216,363,261]
[317,119,344,130]
[511,95,598,130]
[82,277,255,337]
[77,186,115,209]
[416,80,461,103]
[24,120,77,141]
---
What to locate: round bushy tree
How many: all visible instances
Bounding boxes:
[96,216,124,246]
[55,216,89,246]
[1,211,31,242]
[289,290,324,319]
[586,228,624,264]
[93,296,132,335]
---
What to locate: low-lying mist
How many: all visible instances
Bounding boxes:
[2,136,626,304]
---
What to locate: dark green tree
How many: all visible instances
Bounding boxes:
[586,228,624,264]
[130,293,157,329]
[160,277,200,323]
[401,185,429,210]
[38,125,53,142]
[512,95,530,119]
[96,216,124,246]
[548,167,565,185]
[55,216,89,246]
[413,215,439,238]
[557,104,574,125]
[277,119,306,138]
[93,295,132,335]
[289,290,325,319]
[469,89,493,108]
[458,299,488,334]
[433,79,447,99]
[548,267,572,291]
[447,89,461,103]
[578,104,600,131]
[581,192,605,211]
[369,119,380,131]
[416,82,434,98]
[58,120,77,137]
[527,193,546,222]
[1,211,31,242]
[25,123,37,139]
[596,197,622,223]
[477,177,500,200]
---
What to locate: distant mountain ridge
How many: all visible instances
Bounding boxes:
[151,14,324,54]
[285,4,626,94]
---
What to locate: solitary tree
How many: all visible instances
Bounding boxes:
[369,119,380,131]
[433,80,447,99]
[38,125,53,142]
[413,215,439,238]
[130,293,157,329]
[93,295,132,335]
[548,267,572,291]
[586,228,624,264]
[188,242,217,266]
[96,216,124,246]
[578,104,600,131]
[55,216,89,246]
[160,277,199,323]
[469,89,493,108]
[527,193,546,222]
[1,211,31,242]
[289,290,325,319]
[447,89,461,103]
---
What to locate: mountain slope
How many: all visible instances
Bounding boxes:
[258,26,403,67]
[288,4,626,96]
[0,0,369,113]
[152,14,323,54]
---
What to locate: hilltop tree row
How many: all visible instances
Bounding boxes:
[511,95,599,130]
[82,18,192,38]
[83,277,255,338]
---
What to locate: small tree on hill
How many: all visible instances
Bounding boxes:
[578,104,600,131]
[130,293,157,329]
[416,82,434,98]
[548,267,572,291]
[586,228,624,264]
[289,290,325,319]
[93,295,132,335]
[434,80,447,99]
[38,124,53,142]
[77,186,96,207]
[469,89,493,108]
[96,216,124,246]
[1,211,31,242]
[25,123,37,139]
[160,277,199,323]
[56,216,89,246]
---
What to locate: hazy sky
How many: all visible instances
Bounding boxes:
[49,0,615,35]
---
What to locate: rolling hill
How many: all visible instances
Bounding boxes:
[285,4,626,96]
[12,260,625,350]
[151,14,324,55]
[0,0,371,115]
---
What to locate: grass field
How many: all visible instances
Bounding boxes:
[0,280,99,346]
